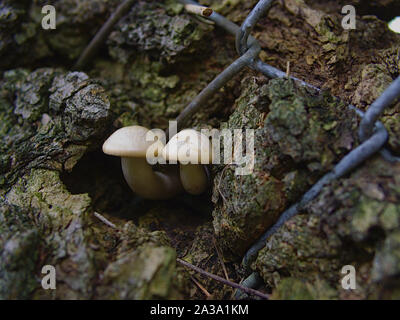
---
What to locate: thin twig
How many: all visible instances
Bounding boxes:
[74,0,136,70]
[177,258,269,300]
[213,237,230,281]
[190,276,212,298]
[93,212,117,229]
[184,4,213,17]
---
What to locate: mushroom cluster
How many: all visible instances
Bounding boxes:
[102,125,212,200]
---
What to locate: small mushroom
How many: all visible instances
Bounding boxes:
[102,125,183,200]
[163,129,212,195]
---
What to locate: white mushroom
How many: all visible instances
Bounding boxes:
[163,129,212,195]
[102,125,183,200]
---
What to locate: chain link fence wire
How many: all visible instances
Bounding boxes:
[77,0,400,298]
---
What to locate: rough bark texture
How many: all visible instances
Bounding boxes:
[1,0,399,299]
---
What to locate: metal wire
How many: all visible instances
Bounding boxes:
[359,76,400,142]
[235,0,275,55]
[176,40,261,129]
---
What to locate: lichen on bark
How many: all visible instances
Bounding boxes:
[212,76,359,260]
[0,68,111,189]
[254,158,400,299]
[0,68,190,299]
[1,0,400,300]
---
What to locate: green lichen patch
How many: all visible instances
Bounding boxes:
[1,0,400,301]
[0,68,111,189]
[352,64,394,107]
[3,169,101,299]
[0,203,43,299]
[0,67,193,299]
[254,157,400,299]
[212,77,359,260]
[251,0,400,103]
[351,62,400,154]
[270,277,337,300]
[2,167,190,299]
[107,0,209,65]
[96,246,187,299]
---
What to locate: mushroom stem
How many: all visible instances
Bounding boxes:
[121,157,183,200]
[179,164,209,195]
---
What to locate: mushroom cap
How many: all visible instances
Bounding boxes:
[163,129,213,164]
[103,125,162,158]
